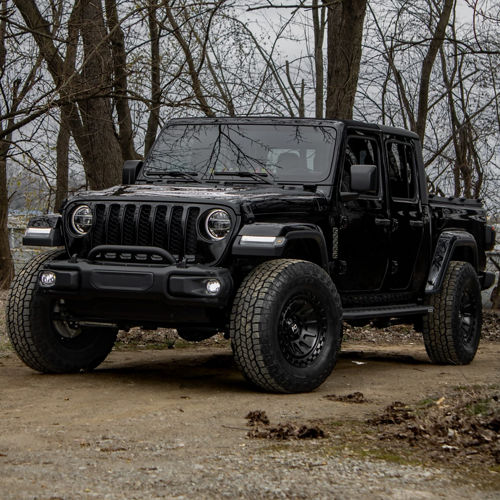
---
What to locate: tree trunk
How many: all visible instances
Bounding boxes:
[325,0,367,120]
[77,0,123,188]
[415,0,454,143]
[55,107,70,212]
[164,3,216,118]
[0,151,13,289]
[312,0,326,119]
[14,0,123,190]
[105,0,138,161]
[145,0,161,155]
[0,0,13,288]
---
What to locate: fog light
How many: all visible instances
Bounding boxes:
[206,279,221,295]
[40,271,56,287]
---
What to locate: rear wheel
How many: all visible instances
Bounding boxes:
[7,250,117,373]
[423,261,482,364]
[230,259,342,393]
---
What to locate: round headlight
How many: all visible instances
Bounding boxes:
[205,209,231,240]
[71,205,93,235]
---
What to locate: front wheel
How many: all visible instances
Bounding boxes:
[7,250,117,373]
[230,259,342,393]
[423,261,482,364]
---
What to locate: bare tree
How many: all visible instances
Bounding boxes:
[312,0,326,118]
[14,0,124,189]
[105,0,139,160]
[0,0,44,288]
[325,0,367,119]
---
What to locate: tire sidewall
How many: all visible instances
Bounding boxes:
[8,250,117,373]
[31,290,116,372]
[450,265,482,363]
[259,262,341,391]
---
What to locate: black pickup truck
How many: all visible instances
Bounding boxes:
[8,117,496,393]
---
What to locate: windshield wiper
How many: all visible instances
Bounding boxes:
[147,170,201,183]
[213,171,275,185]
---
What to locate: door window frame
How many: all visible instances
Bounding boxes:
[385,139,419,203]
[339,132,384,201]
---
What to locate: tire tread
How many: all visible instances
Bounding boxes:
[230,259,342,393]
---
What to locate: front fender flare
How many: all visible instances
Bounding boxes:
[232,222,329,269]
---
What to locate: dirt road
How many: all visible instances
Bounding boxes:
[1,335,499,499]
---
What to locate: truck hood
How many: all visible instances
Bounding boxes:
[68,184,328,215]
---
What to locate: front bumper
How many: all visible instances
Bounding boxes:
[42,259,233,307]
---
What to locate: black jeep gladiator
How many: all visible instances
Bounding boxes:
[7,117,496,393]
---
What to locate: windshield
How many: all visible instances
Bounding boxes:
[142,123,337,183]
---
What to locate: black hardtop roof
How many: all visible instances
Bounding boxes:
[165,116,420,141]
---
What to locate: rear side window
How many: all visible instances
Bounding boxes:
[341,136,380,195]
[386,141,416,199]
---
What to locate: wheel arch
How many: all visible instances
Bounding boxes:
[425,230,479,294]
[232,222,329,269]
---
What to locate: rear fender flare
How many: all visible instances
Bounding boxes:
[425,231,478,294]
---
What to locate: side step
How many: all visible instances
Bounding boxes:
[343,304,433,321]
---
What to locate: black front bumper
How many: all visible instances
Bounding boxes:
[40,259,234,327]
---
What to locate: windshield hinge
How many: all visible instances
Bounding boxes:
[241,202,255,224]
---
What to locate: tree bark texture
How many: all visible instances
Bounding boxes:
[325,0,367,120]
[105,0,139,160]
[55,107,70,212]
[0,150,13,289]
[0,0,13,288]
[145,1,161,155]
[13,0,123,190]
[415,0,454,142]
[312,0,326,119]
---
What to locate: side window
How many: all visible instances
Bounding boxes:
[341,136,379,195]
[386,141,416,199]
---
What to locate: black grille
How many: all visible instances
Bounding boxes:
[91,202,201,260]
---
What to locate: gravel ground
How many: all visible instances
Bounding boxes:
[1,289,499,498]
[1,441,495,500]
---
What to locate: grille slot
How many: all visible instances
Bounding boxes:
[153,206,168,248]
[169,206,184,257]
[92,204,106,246]
[90,202,202,262]
[186,207,200,255]
[137,205,152,245]
[123,204,137,245]
[108,204,121,244]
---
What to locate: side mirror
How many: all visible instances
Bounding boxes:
[122,160,143,185]
[350,164,377,193]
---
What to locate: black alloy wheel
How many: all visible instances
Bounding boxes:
[423,260,482,365]
[278,294,326,368]
[230,259,343,393]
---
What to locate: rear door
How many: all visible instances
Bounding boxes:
[385,138,425,290]
[335,131,391,292]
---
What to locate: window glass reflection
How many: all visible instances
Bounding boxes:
[143,124,336,182]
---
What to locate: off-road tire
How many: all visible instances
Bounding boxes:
[423,261,482,364]
[230,259,342,393]
[7,250,118,373]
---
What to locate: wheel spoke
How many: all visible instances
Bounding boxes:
[278,292,326,367]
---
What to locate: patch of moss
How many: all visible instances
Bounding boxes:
[416,397,438,408]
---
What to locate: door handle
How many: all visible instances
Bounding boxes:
[375,218,391,227]
[409,220,424,228]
